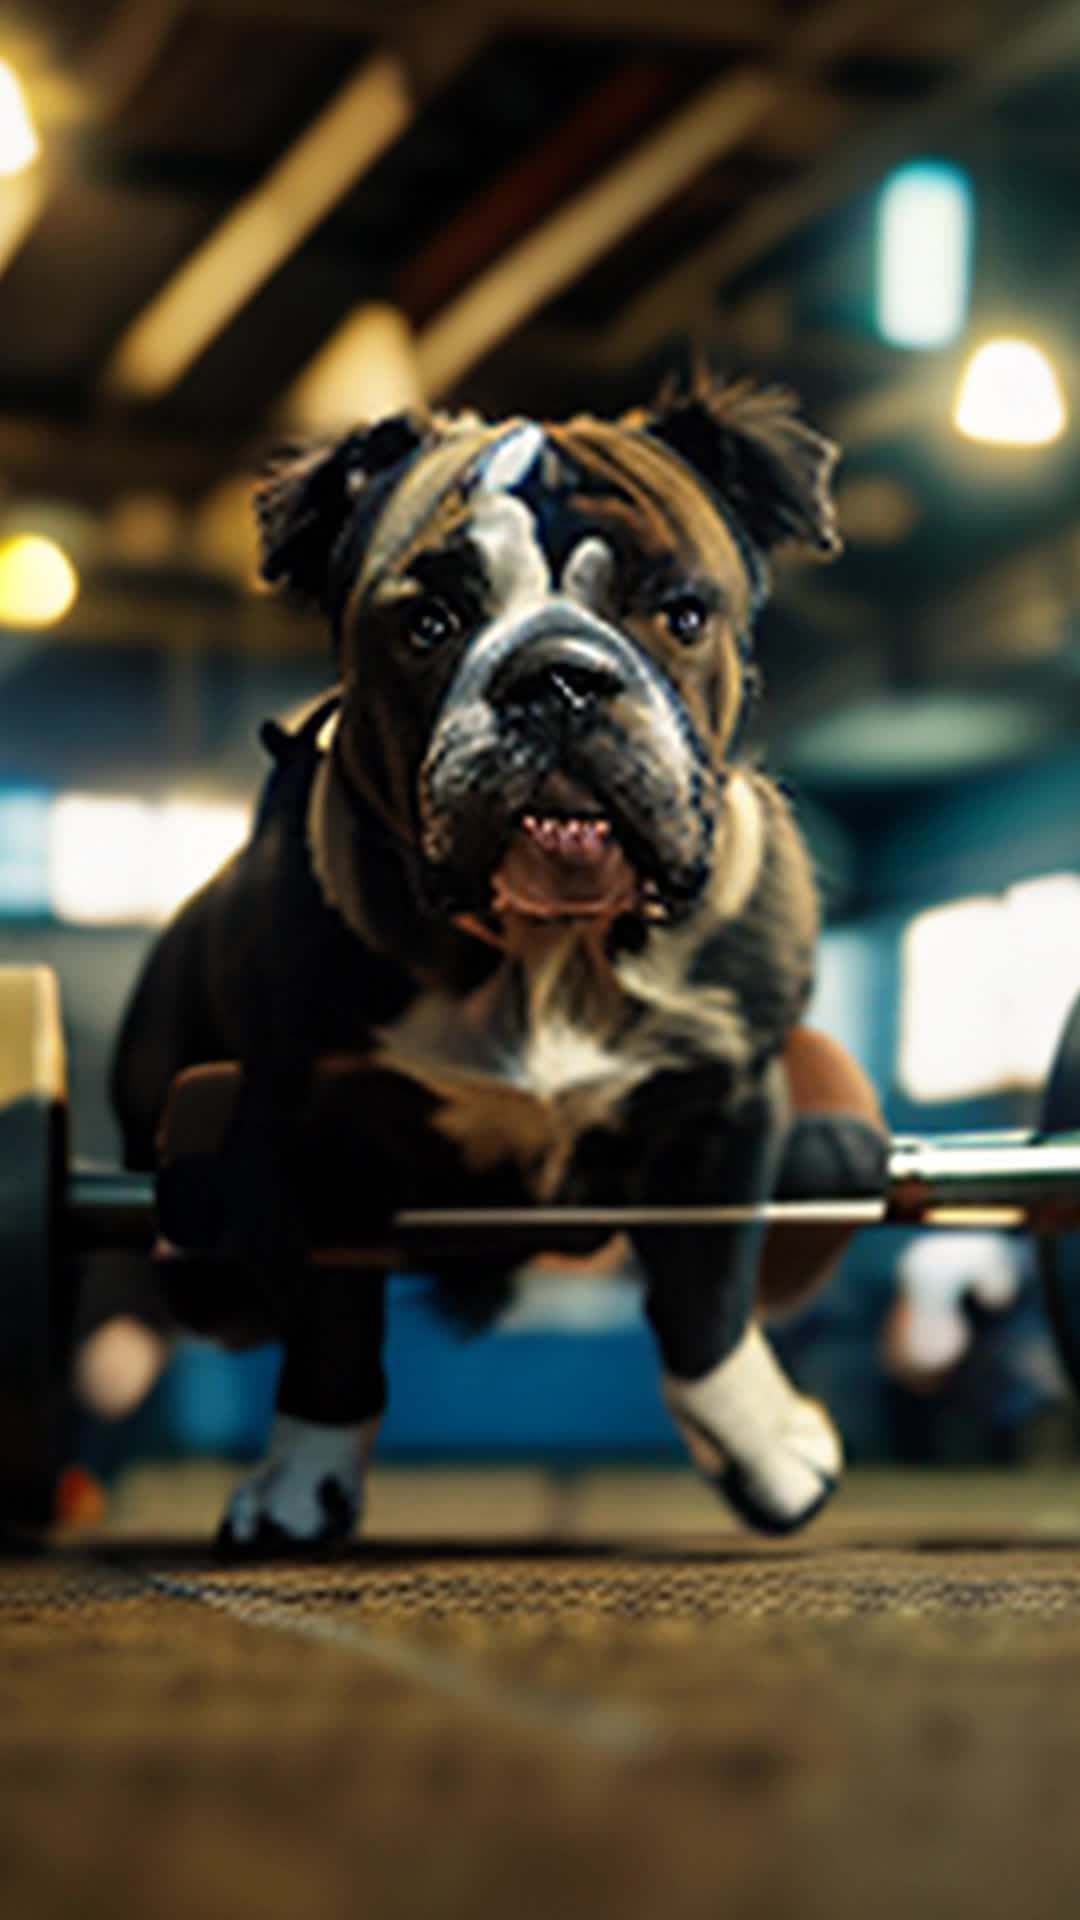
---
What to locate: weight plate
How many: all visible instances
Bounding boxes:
[0,967,70,1535]
[1037,989,1080,1398]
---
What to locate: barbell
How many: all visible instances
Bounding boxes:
[6,963,1080,1533]
[57,1140,1080,1254]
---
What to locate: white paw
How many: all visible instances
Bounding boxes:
[219,1415,378,1551]
[664,1326,842,1535]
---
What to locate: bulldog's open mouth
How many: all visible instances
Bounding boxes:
[426,749,709,931]
[492,814,638,921]
[489,774,639,922]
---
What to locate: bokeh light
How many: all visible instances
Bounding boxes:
[953,338,1067,447]
[876,161,973,349]
[0,60,39,176]
[0,532,78,627]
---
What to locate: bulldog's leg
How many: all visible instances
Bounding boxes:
[218,1271,387,1551]
[630,1065,842,1535]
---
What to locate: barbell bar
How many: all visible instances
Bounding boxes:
[62,1130,1080,1269]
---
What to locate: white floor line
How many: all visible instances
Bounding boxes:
[146,1570,661,1762]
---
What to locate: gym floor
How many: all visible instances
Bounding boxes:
[6,1466,1080,1920]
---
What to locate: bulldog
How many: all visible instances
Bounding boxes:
[111,369,877,1550]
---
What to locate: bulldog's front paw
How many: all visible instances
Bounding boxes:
[664,1326,842,1535]
[217,1414,378,1553]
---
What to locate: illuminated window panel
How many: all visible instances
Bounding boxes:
[156,802,250,920]
[899,896,1005,1102]
[47,797,158,926]
[0,793,50,916]
[1005,876,1080,1081]
[899,875,1080,1102]
[46,795,250,926]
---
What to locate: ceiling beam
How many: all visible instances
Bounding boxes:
[0,410,253,507]
[40,578,319,658]
[284,66,779,420]
[198,0,787,49]
[100,51,414,401]
[418,69,776,398]
[605,0,1080,363]
[75,0,187,116]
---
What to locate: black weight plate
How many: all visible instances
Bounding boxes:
[0,968,70,1536]
[1037,989,1080,1398]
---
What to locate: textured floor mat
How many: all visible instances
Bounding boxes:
[7,1471,1080,1920]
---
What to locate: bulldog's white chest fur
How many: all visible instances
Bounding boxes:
[372,917,753,1200]
[371,949,651,1199]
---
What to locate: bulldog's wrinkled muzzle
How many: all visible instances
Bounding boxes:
[449,601,650,713]
[418,600,718,926]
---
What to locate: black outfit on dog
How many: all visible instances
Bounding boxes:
[113,701,887,1431]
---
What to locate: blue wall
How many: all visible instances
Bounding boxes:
[870,749,1080,912]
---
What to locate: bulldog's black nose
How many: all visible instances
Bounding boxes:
[495,645,625,718]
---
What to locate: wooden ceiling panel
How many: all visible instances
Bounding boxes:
[748,80,863,163]
[323,35,627,260]
[157,242,383,430]
[855,0,1029,62]
[395,56,707,325]
[0,176,219,383]
[108,8,368,169]
[7,0,118,69]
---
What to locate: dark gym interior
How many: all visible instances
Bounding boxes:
[2,2,1080,1915]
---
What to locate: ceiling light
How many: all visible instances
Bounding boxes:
[953,337,1067,447]
[283,303,424,433]
[876,161,973,349]
[0,60,39,176]
[0,533,78,628]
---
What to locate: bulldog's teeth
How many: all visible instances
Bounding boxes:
[640,880,669,922]
[521,812,614,864]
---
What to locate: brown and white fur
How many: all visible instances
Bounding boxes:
[112,370,858,1549]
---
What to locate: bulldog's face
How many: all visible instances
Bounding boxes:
[256,375,839,940]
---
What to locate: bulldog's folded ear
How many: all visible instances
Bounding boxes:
[254,412,429,608]
[633,371,841,561]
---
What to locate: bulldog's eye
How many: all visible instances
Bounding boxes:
[406,596,461,653]
[662,593,710,645]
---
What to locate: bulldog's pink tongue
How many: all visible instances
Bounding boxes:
[492,814,637,919]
